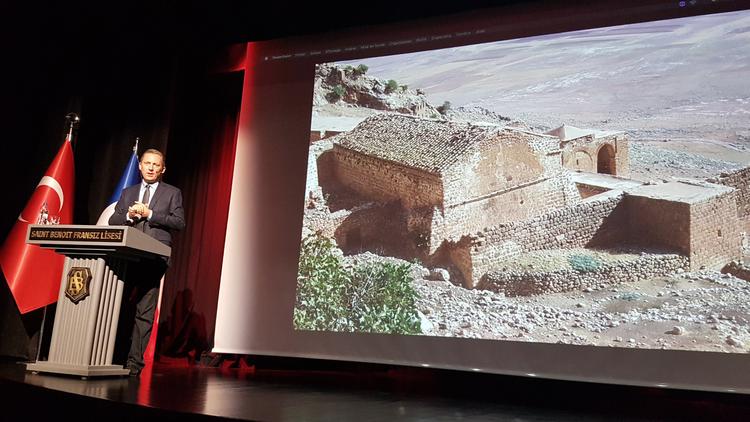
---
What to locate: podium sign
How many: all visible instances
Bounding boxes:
[25,225,170,377]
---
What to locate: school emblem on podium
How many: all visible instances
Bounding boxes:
[65,267,92,304]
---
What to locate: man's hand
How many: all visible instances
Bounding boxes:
[128,201,152,219]
[127,204,141,219]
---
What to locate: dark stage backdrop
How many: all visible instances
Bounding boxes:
[159,72,242,360]
[0,7,183,359]
[0,26,242,360]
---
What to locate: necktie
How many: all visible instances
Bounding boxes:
[142,184,151,205]
[136,184,151,231]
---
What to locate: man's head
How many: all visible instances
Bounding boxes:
[139,148,166,183]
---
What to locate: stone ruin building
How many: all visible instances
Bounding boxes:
[307,113,749,293]
[547,124,629,178]
[315,114,580,253]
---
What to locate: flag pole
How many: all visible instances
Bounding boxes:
[35,113,80,363]
[64,112,80,148]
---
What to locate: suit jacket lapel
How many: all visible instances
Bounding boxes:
[126,184,140,204]
[148,184,165,211]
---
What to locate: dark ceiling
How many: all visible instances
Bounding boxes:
[2,0,529,51]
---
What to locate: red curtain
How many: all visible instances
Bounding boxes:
[158,73,242,360]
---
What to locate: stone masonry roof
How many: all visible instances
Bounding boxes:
[335,113,541,174]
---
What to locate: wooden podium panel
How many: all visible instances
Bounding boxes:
[24,225,170,377]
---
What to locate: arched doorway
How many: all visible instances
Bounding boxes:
[597,144,616,175]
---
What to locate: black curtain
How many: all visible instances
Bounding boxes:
[0,13,181,359]
[0,20,243,360]
[158,71,243,360]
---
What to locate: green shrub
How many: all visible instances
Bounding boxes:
[294,235,349,331]
[354,64,369,75]
[385,79,399,94]
[618,292,641,301]
[568,254,601,273]
[346,263,421,334]
[294,234,422,335]
[326,85,346,103]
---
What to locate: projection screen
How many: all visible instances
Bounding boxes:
[214,0,750,393]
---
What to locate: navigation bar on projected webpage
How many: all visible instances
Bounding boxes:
[260,0,738,63]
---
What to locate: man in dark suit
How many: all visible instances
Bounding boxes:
[109,148,185,376]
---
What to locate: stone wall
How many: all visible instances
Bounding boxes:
[309,130,343,144]
[478,253,688,296]
[624,188,742,271]
[624,195,691,255]
[614,137,630,178]
[561,135,629,177]
[429,175,578,255]
[441,132,547,206]
[305,139,335,200]
[302,206,350,239]
[561,135,596,173]
[303,201,421,259]
[332,145,443,209]
[456,193,626,286]
[428,132,579,255]
[689,190,742,270]
[450,183,741,287]
[333,202,413,256]
[712,167,750,231]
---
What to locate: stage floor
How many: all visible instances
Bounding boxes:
[1,358,749,421]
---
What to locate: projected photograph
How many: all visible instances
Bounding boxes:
[295,10,750,353]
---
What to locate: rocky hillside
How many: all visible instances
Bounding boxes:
[444,105,519,127]
[314,63,519,128]
[313,63,447,117]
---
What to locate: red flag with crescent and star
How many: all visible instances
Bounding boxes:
[0,131,75,314]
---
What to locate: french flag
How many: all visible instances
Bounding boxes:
[96,140,140,225]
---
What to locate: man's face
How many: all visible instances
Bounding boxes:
[139,152,165,183]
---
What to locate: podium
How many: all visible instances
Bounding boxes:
[24,224,170,377]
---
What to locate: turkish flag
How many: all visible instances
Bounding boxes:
[0,134,75,314]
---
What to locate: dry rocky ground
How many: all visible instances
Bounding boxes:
[628,140,748,181]
[415,269,750,353]
[344,252,750,353]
